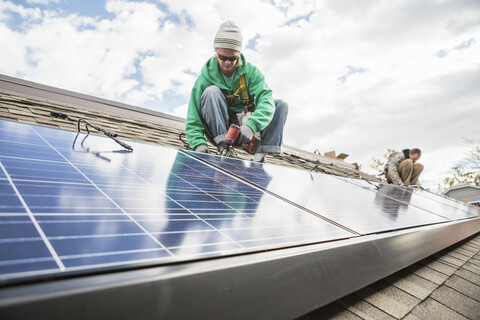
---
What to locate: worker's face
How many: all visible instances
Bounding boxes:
[216,48,240,75]
[409,153,420,163]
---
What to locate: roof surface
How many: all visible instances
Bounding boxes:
[1,74,479,319]
[299,233,480,319]
[0,90,373,180]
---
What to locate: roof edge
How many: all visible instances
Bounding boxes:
[443,183,480,193]
[0,73,359,171]
[282,145,356,170]
[0,73,185,130]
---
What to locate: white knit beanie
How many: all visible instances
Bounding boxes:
[213,21,243,52]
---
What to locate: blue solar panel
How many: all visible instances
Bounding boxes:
[189,152,479,234]
[0,119,355,283]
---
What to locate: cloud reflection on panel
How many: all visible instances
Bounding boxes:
[374,184,412,221]
[193,153,451,236]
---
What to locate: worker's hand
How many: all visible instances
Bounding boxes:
[239,125,254,144]
[194,145,209,153]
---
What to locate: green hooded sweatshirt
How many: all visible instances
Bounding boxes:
[185,54,275,150]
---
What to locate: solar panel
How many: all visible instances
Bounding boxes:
[337,177,478,219]
[189,152,479,234]
[0,119,355,284]
[374,183,478,220]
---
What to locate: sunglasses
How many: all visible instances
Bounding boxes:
[217,53,239,62]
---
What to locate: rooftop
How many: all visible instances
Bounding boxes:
[300,233,480,319]
[0,74,479,319]
[0,74,371,179]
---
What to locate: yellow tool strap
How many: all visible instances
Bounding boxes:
[235,75,249,102]
[225,75,254,111]
[224,74,253,107]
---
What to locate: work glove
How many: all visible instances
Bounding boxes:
[239,125,254,144]
[194,145,209,153]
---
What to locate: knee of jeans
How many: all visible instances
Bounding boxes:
[414,163,424,171]
[202,85,223,101]
[274,99,289,117]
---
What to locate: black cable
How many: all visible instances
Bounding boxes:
[179,132,191,149]
[309,163,330,180]
[50,110,133,151]
[310,163,329,175]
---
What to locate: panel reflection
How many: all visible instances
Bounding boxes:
[191,152,457,234]
[375,184,413,221]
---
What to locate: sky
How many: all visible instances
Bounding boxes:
[1,0,479,191]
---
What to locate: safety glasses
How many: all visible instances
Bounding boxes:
[217,53,239,62]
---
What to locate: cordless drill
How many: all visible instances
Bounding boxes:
[225,124,261,154]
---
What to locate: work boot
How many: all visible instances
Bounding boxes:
[252,152,266,163]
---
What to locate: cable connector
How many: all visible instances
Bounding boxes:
[50,110,133,151]
[50,110,72,121]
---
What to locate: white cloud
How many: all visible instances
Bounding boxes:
[1,0,480,190]
[0,1,42,25]
[172,103,188,119]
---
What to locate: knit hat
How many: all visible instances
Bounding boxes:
[213,21,243,52]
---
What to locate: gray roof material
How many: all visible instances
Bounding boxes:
[300,234,480,319]
[0,75,378,180]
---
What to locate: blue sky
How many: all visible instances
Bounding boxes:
[1,0,480,190]
[7,1,114,29]
[15,0,123,17]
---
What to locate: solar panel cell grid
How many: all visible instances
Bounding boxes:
[189,152,477,234]
[0,119,354,284]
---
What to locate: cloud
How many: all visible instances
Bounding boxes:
[0,0,201,107]
[1,0,480,190]
[172,103,188,119]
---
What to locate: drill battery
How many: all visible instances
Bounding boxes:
[225,124,261,155]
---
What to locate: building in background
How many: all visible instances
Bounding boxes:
[444,183,480,207]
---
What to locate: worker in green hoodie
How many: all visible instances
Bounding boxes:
[185,21,288,162]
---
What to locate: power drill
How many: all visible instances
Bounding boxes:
[225,124,261,154]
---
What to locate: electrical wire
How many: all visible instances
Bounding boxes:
[50,110,133,151]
